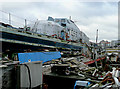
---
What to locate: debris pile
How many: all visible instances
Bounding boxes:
[43,54,120,88]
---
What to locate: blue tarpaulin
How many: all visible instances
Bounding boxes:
[18,51,61,64]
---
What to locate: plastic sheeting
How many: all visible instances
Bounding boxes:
[28,19,89,44]
[18,51,61,64]
[28,20,63,37]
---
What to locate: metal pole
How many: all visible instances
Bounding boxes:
[25,19,27,30]
[94,29,98,69]
[94,44,98,68]
[96,29,98,43]
[9,13,11,25]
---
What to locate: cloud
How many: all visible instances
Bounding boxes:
[0,1,118,42]
[77,15,118,42]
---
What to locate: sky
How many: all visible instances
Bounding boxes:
[0,0,119,42]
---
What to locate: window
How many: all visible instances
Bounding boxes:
[67,28,70,31]
[55,19,60,23]
[61,19,65,23]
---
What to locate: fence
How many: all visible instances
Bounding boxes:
[0,10,36,28]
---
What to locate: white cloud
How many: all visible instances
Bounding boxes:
[77,15,118,42]
[0,1,118,42]
[0,0,119,2]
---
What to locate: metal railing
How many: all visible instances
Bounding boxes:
[0,10,35,28]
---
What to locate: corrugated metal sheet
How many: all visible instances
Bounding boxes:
[20,62,42,88]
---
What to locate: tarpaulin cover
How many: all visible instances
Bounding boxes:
[18,51,61,64]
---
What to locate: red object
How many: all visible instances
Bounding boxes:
[67,40,71,41]
[84,60,95,65]
[96,58,101,61]
[52,34,57,36]
[84,57,105,65]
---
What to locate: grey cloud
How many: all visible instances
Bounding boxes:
[0,1,118,42]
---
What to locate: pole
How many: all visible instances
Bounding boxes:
[9,13,11,25]
[96,29,98,43]
[25,19,27,30]
[94,29,98,69]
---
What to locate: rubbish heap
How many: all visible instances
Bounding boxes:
[43,54,120,88]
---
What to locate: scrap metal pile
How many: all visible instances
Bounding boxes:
[43,53,120,89]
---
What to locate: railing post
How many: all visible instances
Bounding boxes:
[9,13,11,25]
[25,19,27,30]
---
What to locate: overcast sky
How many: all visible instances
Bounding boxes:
[0,0,118,42]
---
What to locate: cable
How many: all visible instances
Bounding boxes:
[24,64,32,89]
[0,10,9,14]
[0,10,35,22]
